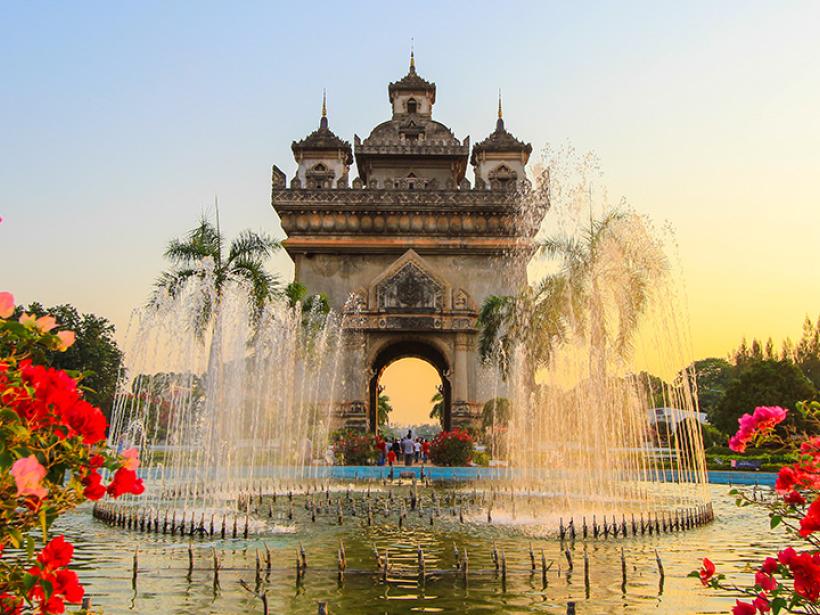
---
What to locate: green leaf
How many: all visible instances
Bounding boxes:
[728,488,739,495]
[8,528,23,549]
[22,572,38,592]
[26,535,35,560]
[39,509,48,542]
[771,596,787,615]
[770,515,782,529]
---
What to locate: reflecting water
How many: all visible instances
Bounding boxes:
[58,485,779,614]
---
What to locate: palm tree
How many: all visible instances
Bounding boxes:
[478,275,569,379]
[540,210,666,379]
[429,390,444,423]
[479,210,666,381]
[153,215,281,331]
[377,393,393,427]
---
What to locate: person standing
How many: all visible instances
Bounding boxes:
[421,438,430,463]
[402,431,414,466]
[414,438,421,463]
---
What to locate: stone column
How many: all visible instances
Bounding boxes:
[454,333,469,403]
[452,333,474,430]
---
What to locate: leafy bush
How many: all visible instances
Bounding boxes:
[332,429,378,465]
[471,449,490,466]
[429,429,474,466]
[700,423,726,449]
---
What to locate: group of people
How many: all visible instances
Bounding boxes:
[378,431,431,467]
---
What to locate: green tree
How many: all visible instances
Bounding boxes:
[429,391,445,423]
[478,276,569,379]
[377,393,393,427]
[794,314,820,389]
[679,358,736,419]
[481,397,511,431]
[479,211,666,382]
[712,359,817,435]
[17,303,123,419]
[154,215,281,330]
[631,371,668,408]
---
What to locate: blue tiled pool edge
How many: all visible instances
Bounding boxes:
[321,466,777,487]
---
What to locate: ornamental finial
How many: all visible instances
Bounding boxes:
[320,89,328,129]
[410,38,415,71]
[498,89,503,119]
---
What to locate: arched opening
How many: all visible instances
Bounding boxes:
[406,98,418,114]
[378,358,441,433]
[368,340,451,434]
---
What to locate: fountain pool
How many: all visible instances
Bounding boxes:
[60,482,779,614]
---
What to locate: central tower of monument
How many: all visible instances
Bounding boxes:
[271,55,546,432]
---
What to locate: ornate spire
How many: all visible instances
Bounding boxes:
[496,89,505,131]
[410,38,415,72]
[320,89,328,129]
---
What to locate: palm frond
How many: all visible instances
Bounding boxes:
[150,268,199,305]
[227,230,280,265]
[164,216,222,265]
[230,256,280,316]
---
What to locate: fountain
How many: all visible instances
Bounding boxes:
[103,149,710,541]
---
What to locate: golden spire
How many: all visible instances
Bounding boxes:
[410,38,415,71]
[321,89,327,118]
[498,89,503,119]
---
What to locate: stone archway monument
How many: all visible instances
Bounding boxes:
[271,56,547,432]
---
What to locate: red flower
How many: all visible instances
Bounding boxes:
[82,469,106,501]
[784,490,807,506]
[778,547,797,566]
[41,595,65,614]
[37,536,73,572]
[0,592,23,615]
[731,600,757,615]
[801,436,820,458]
[699,558,716,585]
[755,570,777,592]
[785,550,820,602]
[753,593,771,613]
[761,557,778,574]
[53,569,84,604]
[799,498,820,538]
[62,399,107,445]
[106,468,145,498]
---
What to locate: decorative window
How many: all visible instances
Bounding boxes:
[407,98,418,114]
[305,162,335,189]
[488,164,518,190]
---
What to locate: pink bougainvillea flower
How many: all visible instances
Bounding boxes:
[10,455,48,500]
[728,406,788,452]
[0,292,14,319]
[34,315,57,333]
[699,558,716,585]
[56,330,76,351]
[121,448,140,472]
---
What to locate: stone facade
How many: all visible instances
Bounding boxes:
[271,56,547,432]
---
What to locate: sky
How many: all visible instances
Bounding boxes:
[1,1,818,424]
